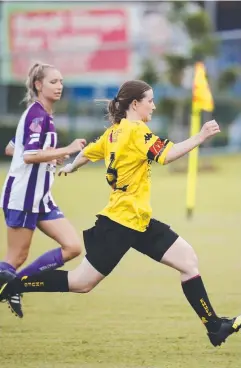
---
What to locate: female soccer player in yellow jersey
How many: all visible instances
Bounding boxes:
[1,80,241,347]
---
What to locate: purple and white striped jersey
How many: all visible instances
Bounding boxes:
[0,101,58,213]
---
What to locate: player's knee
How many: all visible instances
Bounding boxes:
[80,284,94,293]
[182,251,199,276]
[71,283,95,293]
[69,273,97,293]
[68,245,82,259]
[62,241,82,261]
[15,251,28,268]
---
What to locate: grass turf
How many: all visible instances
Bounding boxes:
[0,154,241,368]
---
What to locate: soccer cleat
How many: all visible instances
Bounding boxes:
[0,284,23,318]
[208,316,241,347]
[7,293,23,319]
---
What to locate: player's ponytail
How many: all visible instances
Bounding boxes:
[108,97,125,124]
[107,80,152,124]
[23,62,54,106]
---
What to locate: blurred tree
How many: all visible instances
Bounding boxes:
[218,66,241,90]
[139,2,241,136]
[140,59,160,86]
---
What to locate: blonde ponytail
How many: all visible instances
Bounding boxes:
[23,62,54,106]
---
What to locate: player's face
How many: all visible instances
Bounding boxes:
[135,89,156,122]
[38,68,63,102]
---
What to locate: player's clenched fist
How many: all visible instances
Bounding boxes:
[199,120,221,142]
[67,139,86,155]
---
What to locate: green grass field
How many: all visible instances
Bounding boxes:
[0,155,241,368]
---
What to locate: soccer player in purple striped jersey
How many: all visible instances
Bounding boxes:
[0,62,86,317]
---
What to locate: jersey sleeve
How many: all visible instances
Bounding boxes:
[82,131,107,162]
[133,122,174,165]
[9,137,15,147]
[23,114,49,155]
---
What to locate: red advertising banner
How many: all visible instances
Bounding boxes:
[2,4,131,83]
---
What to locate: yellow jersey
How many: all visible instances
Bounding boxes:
[83,118,174,232]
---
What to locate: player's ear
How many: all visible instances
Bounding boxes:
[35,80,42,93]
[132,99,138,111]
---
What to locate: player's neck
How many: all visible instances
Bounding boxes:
[126,110,142,122]
[36,98,53,115]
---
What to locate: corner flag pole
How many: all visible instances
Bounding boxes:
[186,62,214,219]
[186,104,201,218]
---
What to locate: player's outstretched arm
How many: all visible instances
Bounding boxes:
[58,151,89,176]
[24,139,86,164]
[164,120,220,164]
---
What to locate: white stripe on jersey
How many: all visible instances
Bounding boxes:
[42,132,57,212]
[32,132,52,212]
[36,132,51,212]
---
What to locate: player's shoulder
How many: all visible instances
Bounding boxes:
[89,126,111,144]
[104,125,113,135]
[131,120,151,135]
[118,118,145,132]
[25,101,49,121]
[23,102,50,132]
[100,126,113,139]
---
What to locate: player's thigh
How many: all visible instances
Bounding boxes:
[37,216,82,252]
[133,218,179,262]
[134,219,198,274]
[68,257,105,293]
[161,236,199,274]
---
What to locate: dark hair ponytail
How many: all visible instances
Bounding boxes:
[108,98,126,124]
[107,80,151,124]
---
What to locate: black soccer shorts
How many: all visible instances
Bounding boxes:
[83,215,179,276]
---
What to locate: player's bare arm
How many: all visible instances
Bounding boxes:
[24,139,86,164]
[58,151,89,176]
[164,120,220,164]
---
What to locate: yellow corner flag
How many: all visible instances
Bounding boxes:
[193,62,214,112]
[186,62,214,218]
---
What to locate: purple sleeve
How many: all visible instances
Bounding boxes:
[23,112,50,155]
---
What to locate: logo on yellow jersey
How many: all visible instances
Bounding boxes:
[109,129,122,143]
[144,133,153,143]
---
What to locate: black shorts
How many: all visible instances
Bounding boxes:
[83,215,179,276]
